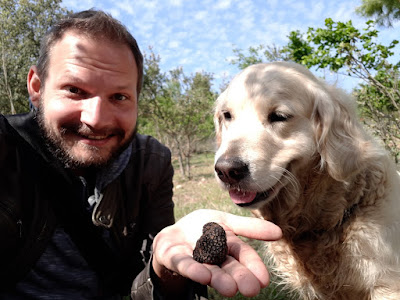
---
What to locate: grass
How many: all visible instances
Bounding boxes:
[172,152,296,300]
[172,152,247,220]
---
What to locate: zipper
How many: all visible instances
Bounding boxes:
[17,219,23,238]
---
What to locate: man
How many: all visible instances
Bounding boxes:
[0,9,282,299]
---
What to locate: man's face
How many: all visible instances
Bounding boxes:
[32,31,138,169]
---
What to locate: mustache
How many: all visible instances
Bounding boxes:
[60,123,125,138]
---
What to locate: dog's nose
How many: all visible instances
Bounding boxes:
[215,157,249,184]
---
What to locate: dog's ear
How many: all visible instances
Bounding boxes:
[214,90,227,147]
[311,85,372,181]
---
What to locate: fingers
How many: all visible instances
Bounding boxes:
[205,255,264,297]
[221,256,263,297]
[227,233,270,287]
[177,209,282,242]
[152,227,212,285]
[205,263,238,297]
[152,209,281,297]
[223,212,282,241]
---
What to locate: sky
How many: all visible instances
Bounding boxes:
[61,0,399,92]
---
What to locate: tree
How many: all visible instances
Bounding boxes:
[230,44,290,70]
[0,0,70,114]
[356,0,400,26]
[230,19,399,162]
[140,50,216,179]
[354,69,400,161]
[138,48,167,137]
[282,19,399,161]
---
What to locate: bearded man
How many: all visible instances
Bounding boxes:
[0,9,281,299]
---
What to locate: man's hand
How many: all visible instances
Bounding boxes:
[152,209,282,297]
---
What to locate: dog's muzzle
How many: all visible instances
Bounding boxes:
[215,156,271,208]
[214,157,249,185]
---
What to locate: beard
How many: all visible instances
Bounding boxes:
[35,101,137,171]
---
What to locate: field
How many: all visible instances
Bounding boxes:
[172,152,296,300]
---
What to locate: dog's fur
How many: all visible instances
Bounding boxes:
[214,62,400,299]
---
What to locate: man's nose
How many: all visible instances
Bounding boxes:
[80,97,111,128]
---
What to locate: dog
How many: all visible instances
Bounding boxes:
[213,62,400,299]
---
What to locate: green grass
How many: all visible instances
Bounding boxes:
[172,153,296,300]
[172,152,248,220]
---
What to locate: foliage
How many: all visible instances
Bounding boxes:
[230,44,290,70]
[0,0,70,114]
[284,19,399,76]
[284,30,313,63]
[283,19,400,161]
[356,0,400,26]
[230,18,400,162]
[139,49,216,179]
[354,68,400,160]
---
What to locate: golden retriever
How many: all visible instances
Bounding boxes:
[213,62,400,299]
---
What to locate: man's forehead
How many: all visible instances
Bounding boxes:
[51,30,104,53]
[43,30,138,93]
[50,30,131,57]
[48,31,136,72]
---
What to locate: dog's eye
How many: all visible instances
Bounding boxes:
[268,112,291,123]
[222,111,232,121]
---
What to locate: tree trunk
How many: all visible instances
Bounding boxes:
[174,137,186,178]
[1,41,16,114]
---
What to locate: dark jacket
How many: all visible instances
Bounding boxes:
[0,112,179,298]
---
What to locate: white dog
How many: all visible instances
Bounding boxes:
[214,62,400,299]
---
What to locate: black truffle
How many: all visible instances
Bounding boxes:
[193,222,228,265]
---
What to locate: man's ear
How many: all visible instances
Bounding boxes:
[27,66,42,108]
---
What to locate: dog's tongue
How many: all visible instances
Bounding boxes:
[229,189,257,204]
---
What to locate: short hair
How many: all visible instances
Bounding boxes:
[37,9,144,95]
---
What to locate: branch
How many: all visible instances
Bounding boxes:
[348,51,399,111]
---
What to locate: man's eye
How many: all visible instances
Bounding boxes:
[68,86,81,94]
[113,94,128,101]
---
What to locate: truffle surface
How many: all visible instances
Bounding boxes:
[193,222,228,265]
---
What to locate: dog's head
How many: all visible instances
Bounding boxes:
[214,62,372,209]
